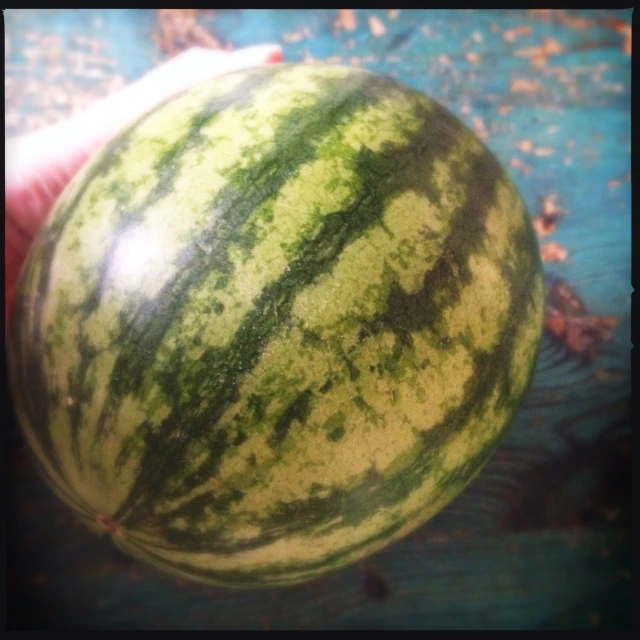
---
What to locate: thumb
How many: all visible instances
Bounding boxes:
[5,45,283,238]
[5,44,282,332]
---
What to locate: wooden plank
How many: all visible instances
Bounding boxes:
[6,494,631,630]
[4,8,631,630]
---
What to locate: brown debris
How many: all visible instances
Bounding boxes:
[517,139,532,153]
[556,13,594,30]
[593,369,626,381]
[540,242,568,263]
[368,15,387,37]
[6,28,132,136]
[529,9,553,19]
[283,27,312,43]
[603,16,631,55]
[336,9,357,32]
[532,217,552,237]
[510,78,540,94]
[534,147,554,156]
[283,31,303,43]
[388,9,400,19]
[515,36,565,67]
[509,157,531,176]
[538,37,564,56]
[489,23,500,33]
[528,10,630,54]
[544,280,617,362]
[465,52,480,64]
[528,9,594,31]
[607,171,631,189]
[438,54,451,65]
[498,104,513,115]
[532,195,565,237]
[503,25,532,43]
[472,116,488,140]
[153,9,221,57]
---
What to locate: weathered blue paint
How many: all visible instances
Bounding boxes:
[4,8,631,630]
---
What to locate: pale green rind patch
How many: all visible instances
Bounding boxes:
[119,373,517,582]
[441,253,511,352]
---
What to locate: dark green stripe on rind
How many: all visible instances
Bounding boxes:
[89,71,404,466]
[8,67,280,478]
[117,419,521,587]
[121,253,541,586]
[127,141,538,558]
[59,69,286,469]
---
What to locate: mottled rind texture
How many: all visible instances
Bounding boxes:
[8,64,544,587]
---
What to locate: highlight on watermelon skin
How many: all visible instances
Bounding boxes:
[5,44,283,329]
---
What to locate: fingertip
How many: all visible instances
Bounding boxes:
[266,49,283,64]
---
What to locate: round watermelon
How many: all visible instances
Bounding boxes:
[7,64,544,587]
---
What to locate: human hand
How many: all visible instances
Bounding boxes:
[5,44,282,327]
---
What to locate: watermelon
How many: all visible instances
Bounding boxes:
[7,64,544,587]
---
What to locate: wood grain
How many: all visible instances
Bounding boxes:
[4,8,631,630]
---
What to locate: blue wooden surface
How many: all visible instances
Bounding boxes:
[4,9,631,630]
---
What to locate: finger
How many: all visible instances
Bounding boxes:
[68,44,284,155]
[6,45,283,189]
[131,45,284,104]
[5,44,282,329]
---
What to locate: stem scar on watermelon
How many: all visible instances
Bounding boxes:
[8,63,544,588]
[97,513,122,537]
